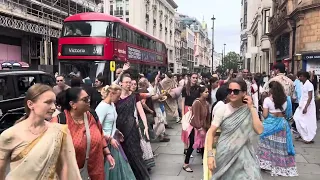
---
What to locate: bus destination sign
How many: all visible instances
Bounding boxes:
[127,46,163,64]
[62,45,104,56]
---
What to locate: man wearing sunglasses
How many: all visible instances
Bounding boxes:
[53,75,70,95]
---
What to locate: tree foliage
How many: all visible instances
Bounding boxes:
[222,51,240,72]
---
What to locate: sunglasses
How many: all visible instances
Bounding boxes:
[227,88,243,95]
[79,96,90,103]
[56,80,63,82]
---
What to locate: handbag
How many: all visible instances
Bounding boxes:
[80,113,91,180]
[181,107,193,131]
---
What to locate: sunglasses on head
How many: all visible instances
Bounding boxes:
[227,88,242,95]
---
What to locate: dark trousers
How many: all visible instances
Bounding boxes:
[184,128,204,164]
[292,103,299,129]
[178,107,182,118]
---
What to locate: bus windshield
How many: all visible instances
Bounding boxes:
[59,61,110,85]
[61,21,115,37]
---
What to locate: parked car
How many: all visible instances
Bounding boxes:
[0,70,55,133]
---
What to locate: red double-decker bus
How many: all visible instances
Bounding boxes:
[58,12,167,84]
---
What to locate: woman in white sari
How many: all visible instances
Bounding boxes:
[0,84,81,180]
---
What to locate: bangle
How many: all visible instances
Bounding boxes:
[207,150,215,158]
[105,153,111,156]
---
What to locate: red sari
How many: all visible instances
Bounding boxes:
[52,110,106,180]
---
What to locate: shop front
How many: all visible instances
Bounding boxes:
[302,52,320,75]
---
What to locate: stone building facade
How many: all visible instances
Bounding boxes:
[240,0,273,74]
[268,0,320,74]
[107,0,178,71]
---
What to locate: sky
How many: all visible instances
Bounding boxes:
[174,0,241,53]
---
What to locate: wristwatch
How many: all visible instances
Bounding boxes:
[207,150,215,157]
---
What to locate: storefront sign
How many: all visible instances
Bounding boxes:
[127,46,162,64]
[62,45,104,56]
[306,61,320,75]
[302,53,320,61]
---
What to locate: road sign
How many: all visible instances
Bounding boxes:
[110,61,116,72]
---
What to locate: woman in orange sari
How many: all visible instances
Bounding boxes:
[0,84,81,180]
[51,87,115,180]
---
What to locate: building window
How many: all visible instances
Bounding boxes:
[243,0,247,29]
[126,18,129,22]
[264,9,270,34]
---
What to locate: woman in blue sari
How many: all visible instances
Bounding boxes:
[95,84,136,180]
[257,81,298,176]
[206,78,263,180]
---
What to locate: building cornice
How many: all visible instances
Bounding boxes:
[249,13,261,33]
[288,2,320,20]
[166,0,178,9]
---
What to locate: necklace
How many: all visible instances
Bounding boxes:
[71,114,84,124]
[28,122,48,135]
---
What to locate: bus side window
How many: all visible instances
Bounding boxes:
[118,25,123,39]
[113,23,118,38]
[106,22,113,37]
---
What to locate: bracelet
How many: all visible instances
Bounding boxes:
[105,153,111,156]
[103,146,108,150]
[207,150,215,158]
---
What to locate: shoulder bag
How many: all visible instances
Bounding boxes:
[80,113,91,180]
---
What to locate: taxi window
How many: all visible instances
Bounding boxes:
[17,75,37,96]
[40,74,55,87]
[0,77,14,100]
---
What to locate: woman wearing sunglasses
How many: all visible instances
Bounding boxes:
[207,78,264,180]
[51,87,115,179]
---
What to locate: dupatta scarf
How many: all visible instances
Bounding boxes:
[260,96,295,155]
[211,106,262,180]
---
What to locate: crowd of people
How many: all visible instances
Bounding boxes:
[0,61,318,180]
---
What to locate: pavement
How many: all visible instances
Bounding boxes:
[150,121,320,180]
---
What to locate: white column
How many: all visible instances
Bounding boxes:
[103,0,110,14]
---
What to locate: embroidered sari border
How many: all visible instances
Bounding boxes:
[11,129,47,162]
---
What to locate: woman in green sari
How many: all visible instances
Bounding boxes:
[206,78,264,180]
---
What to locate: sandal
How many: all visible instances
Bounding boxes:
[304,140,314,144]
[183,165,193,172]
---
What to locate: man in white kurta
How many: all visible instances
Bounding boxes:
[293,73,317,142]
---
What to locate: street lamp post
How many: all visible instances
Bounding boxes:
[68,0,70,16]
[211,15,216,73]
[222,50,224,71]
[223,43,226,70]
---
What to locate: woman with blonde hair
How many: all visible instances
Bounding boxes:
[0,84,81,179]
[96,84,136,180]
